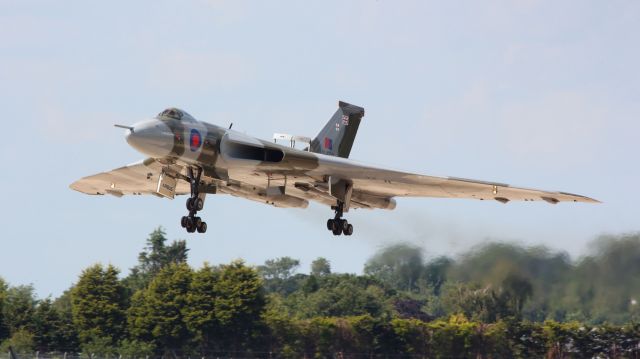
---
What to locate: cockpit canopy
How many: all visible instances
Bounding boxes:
[157,108,195,121]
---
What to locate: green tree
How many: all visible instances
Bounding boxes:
[32,298,63,352]
[262,293,298,355]
[391,318,430,356]
[441,282,502,322]
[71,264,126,350]
[364,243,425,292]
[124,227,189,291]
[214,260,265,351]
[117,339,155,358]
[127,263,193,355]
[0,329,34,353]
[501,273,533,316]
[448,242,570,321]
[424,256,452,295]
[0,278,7,341]
[287,274,390,319]
[301,275,319,294]
[258,257,300,294]
[183,263,220,353]
[566,234,640,323]
[52,289,79,352]
[310,258,331,276]
[428,314,482,359]
[2,285,36,335]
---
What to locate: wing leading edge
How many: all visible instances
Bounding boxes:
[69,159,190,197]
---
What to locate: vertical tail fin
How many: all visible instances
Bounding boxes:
[310,101,364,158]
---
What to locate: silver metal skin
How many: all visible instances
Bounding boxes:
[125,119,175,158]
[70,102,599,235]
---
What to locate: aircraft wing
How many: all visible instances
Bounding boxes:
[69,158,190,197]
[308,155,599,204]
[70,154,598,205]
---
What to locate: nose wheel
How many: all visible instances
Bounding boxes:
[180,167,207,234]
[327,200,353,236]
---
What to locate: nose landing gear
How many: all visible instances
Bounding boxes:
[180,167,207,233]
[327,200,353,236]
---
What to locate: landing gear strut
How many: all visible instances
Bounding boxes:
[326,200,353,236]
[180,167,207,233]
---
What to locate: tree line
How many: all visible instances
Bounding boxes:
[1,228,640,358]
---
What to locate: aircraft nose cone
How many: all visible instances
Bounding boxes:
[124,126,142,147]
[125,120,174,157]
[124,128,134,143]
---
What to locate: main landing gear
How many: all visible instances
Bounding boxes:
[326,200,353,236]
[180,167,207,233]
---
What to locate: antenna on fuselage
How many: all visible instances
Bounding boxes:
[229,123,233,129]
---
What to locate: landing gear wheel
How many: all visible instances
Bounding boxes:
[185,217,196,233]
[194,198,204,211]
[181,167,210,234]
[327,219,335,231]
[326,200,353,236]
[331,220,340,232]
[344,224,354,236]
[341,219,349,231]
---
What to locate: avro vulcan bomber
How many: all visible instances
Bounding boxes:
[71,101,598,235]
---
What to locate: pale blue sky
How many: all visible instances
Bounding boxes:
[1,1,638,298]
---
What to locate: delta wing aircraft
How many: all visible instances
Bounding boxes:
[71,101,598,235]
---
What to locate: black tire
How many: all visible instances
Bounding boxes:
[332,227,342,236]
[197,222,207,233]
[341,219,349,231]
[181,216,188,228]
[344,224,354,236]
[327,219,334,231]
[185,216,195,232]
[195,198,204,211]
[186,198,194,211]
[194,216,202,227]
[331,220,340,232]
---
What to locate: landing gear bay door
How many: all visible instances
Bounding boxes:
[157,170,178,199]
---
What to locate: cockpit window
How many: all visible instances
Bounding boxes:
[158,108,183,120]
[157,107,196,122]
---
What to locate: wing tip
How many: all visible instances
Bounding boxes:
[69,179,103,195]
[69,181,82,192]
[558,192,601,204]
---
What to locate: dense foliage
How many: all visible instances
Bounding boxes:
[2,228,640,357]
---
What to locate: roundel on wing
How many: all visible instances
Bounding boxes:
[189,129,202,152]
